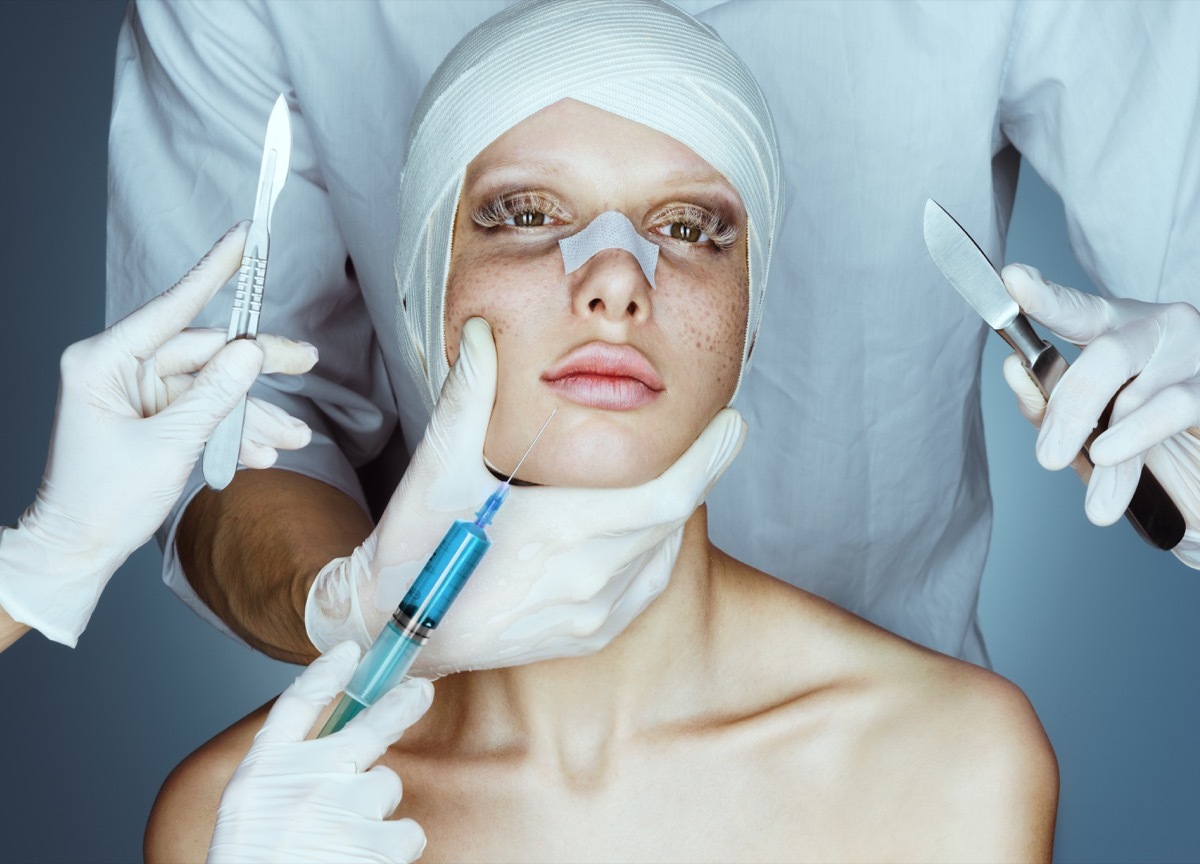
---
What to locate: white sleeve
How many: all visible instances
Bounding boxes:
[999,0,1200,305]
[106,1,392,634]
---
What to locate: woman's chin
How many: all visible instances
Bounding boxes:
[485,431,671,489]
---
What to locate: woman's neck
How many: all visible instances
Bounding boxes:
[418,505,727,767]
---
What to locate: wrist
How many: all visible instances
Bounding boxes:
[305,540,376,653]
[0,598,31,652]
[0,520,126,647]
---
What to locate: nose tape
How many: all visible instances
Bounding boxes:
[558,211,659,288]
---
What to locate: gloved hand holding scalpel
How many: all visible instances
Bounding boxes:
[0,223,316,649]
[1000,263,1200,569]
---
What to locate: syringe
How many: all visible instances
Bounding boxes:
[317,409,557,737]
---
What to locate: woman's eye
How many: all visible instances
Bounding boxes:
[668,222,707,243]
[508,210,548,227]
[655,221,710,244]
[472,192,568,231]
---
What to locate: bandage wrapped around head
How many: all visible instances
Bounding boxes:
[395,0,782,416]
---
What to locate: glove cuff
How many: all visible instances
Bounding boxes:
[304,540,376,653]
[1172,529,1200,571]
[0,516,126,647]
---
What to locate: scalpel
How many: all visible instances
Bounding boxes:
[923,198,1185,550]
[202,93,293,490]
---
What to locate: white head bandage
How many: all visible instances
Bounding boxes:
[395,0,782,416]
[559,211,660,289]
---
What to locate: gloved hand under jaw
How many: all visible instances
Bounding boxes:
[0,222,318,647]
[306,317,747,676]
[206,641,430,864]
[999,263,1200,568]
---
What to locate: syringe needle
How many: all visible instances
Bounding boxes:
[473,409,557,529]
[507,408,558,481]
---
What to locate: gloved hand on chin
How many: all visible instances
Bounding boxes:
[0,222,317,646]
[999,263,1200,568]
[305,317,746,676]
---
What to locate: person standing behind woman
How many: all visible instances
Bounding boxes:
[147,3,1057,860]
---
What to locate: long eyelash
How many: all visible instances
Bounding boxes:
[471,191,569,228]
[653,203,739,249]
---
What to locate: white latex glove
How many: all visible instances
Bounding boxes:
[0,223,318,645]
[307,317,746,675]
[207,641,430,864]
[999,263,1200,568]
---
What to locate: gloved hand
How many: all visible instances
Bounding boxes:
[207,641,430,864]
[0,223,318,645]
[999,263,1200,568]
[307,317,746,676]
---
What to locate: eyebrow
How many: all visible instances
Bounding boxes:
[464,159,569,193]
[658,169,744,215]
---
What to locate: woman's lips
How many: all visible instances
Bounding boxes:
[542,342,664,410]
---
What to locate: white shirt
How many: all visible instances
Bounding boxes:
[106,0,1200,665]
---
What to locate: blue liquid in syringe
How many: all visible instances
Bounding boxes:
[317,485,507,736]
[317,410,555,738]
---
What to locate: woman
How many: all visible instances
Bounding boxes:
[147,2,1057,860]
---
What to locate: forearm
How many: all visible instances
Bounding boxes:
[177,468,373,664]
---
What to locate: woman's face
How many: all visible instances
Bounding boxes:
[445,99,748,487]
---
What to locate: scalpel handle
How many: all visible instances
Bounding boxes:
[999,314,1186,551]
[203,396,247,491]
[204,231,269,490]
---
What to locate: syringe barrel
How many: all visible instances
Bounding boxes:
[344,617,426,707]
[315,518,491,739]
[397,519,491,630]
[317,617,425,738]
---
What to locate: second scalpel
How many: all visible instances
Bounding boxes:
[318,410,558,737]
[202,93,293,490]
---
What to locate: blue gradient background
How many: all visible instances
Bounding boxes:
[0,2,1196,861]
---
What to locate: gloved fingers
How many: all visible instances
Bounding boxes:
[426,317,497,464]
[155,339,264,436]
[1091,383,1200,466]
[345,765,404,820]
[1084,455,1145,526]
[256,641,363,745]
[601,407,746,533]
[335,678,434,770]
[1100,306,1200,429]
[108,222,249,359]
[1000,263,1115,344]
[153,330,318,379]
[573,544,672,639]
[1000,353,1095,481]
[238,439,279,470]
[1036,318,1159,470]
[255,333,320,375]
[244,396,313,452]
[359,817,427,863]
[152,330,239,379]
[1001,352,1047,426]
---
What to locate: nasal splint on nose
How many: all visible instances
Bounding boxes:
[559,211,659,288]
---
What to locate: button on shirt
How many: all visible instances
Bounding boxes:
[106,0,1200,665]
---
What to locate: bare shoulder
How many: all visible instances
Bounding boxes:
[912,657,1056,859]
[820,625,1058,861]
[713,555,1057,860]
[875,654,1059,861]
[144,700,273,864]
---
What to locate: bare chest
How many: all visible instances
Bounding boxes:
[382,737,871,863]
